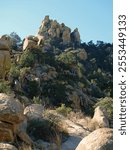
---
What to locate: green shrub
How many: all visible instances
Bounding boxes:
[0,81,11,94]
[19,50,35,67]
[27,118,68,146]
[9,64,20,78]
[56,104,72,116]
[32,96,42,104]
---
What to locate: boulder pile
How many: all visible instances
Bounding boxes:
[0,93,33,145]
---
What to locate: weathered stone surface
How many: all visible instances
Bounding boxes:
[14,118,33,145]
[37,16,81,46]
[27,35,39,42]
[23,37,38,50]
[36,34,44,46]
[0,51,11,78]
[0,40,9,50]
[24,104,44,121]
[0,93,24,124]
[76,128,113,150]
[0,121,14,142]
[0,143,18,150]
[62,27,71,45]
[0,40,11,79]
[0,94,33,144]
[0,35,13,48]
[71,28,80,44]
[91,106,109,129]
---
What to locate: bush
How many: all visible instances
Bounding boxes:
[0,81,11,94]
[32,96,42,104]
[9,64,20,78]
[56,104,72,116]
[19,50,35,67]
[27,118,68,147]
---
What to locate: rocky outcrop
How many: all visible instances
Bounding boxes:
[71,28,80,44]
[37,15,81,46]
[76,128,113,150]
[0,93,33,145]
[0,40,11,79]
[23,35,39,50]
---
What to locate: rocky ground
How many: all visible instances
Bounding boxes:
[0,93,112,150]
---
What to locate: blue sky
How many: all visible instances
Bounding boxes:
[0,0,112,43]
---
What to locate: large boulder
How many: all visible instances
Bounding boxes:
[0,93,24,124]
[0,93,33,144]
[23,36,39,50]
[0,143,18,150]
[62,27,71,45]
[76,128,113,150]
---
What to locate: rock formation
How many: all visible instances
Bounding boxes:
[0,93,33,145]
[0,40,11,79]
[37,15,81,46]
[23,35,39,50]
[71,28,80,44]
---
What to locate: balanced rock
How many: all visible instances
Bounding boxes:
[76,128,113,150]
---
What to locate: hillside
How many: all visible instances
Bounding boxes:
[0,16,113,150]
